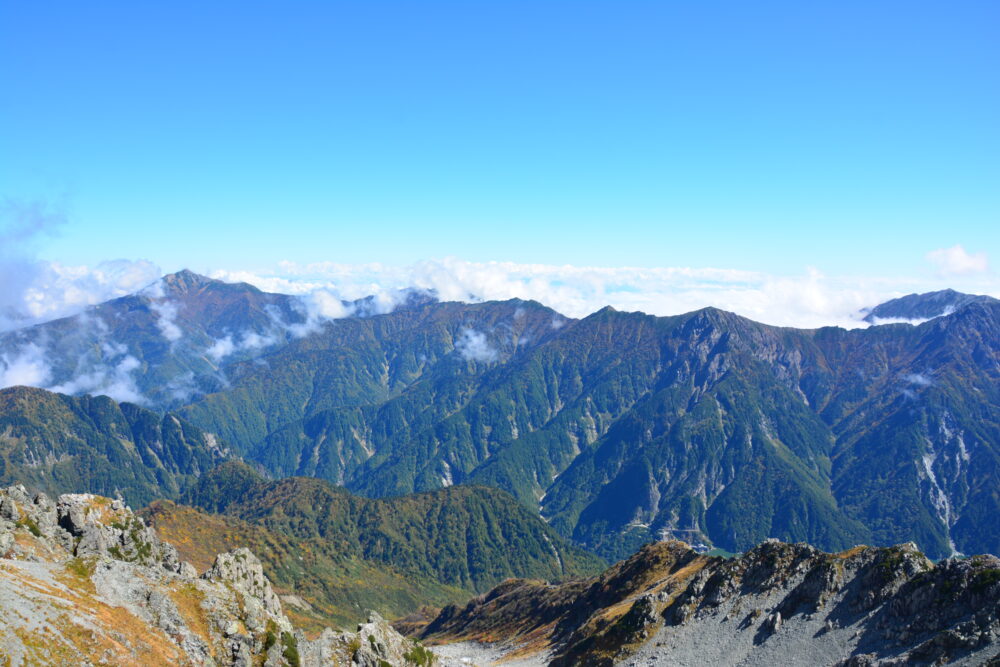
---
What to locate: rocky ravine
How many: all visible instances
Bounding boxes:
[417,540,1000,666]
[0,484,438,666]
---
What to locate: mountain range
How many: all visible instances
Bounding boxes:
[1,272,997,564]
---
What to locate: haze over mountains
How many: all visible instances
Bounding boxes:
[1,271,997,567]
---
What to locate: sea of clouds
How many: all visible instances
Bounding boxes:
[212,252,997,330]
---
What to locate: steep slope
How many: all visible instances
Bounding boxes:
[0,484,297,665]
[816,301,1000,558]
[0,386,228,507]
[0,484,441,666]
[535,308,869,560]
[178,297,566,476]
[182,462,605,593]
[419,540,1000,666]
[175,294,999,560]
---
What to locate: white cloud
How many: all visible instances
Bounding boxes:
[455,328,499,362]
[926,245,989,276]
[206,336,237,362]
[286,289,356,338]
[1,198,163,331]
[0,344,52,387]
[218,258,945,329]
[903,373,933,387]
[165,371,198,402]
[3,251,997,347]
[48,351,147,405]
[150,299,182,341]
[3,259,161,331]
[206,330,279,362]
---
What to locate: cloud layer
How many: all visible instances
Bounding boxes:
[213,257,997,330]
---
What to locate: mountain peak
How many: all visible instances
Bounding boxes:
[160,269,216,295]
[862,289,998,324]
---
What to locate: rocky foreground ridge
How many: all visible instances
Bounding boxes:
[416,540,1000,666]
[0,484,438,666]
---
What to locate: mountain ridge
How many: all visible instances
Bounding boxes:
[416,538,1000,666]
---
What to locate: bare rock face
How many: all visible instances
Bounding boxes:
[204,547,287,628]
[0,486,288,665]
[57,492,183,569]
[0,483,445,666]
[421,540,1000,667]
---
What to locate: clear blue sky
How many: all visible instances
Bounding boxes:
[1,1,997,276]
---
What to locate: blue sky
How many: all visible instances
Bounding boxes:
[1,1,998,323]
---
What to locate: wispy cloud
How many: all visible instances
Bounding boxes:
[903,372,933,387]
[286,289,356,338]
[205,330,279,363]
[0,343,52,387]
[150,299,182,341]
[0,197,67,330]
[926,245,989,276]
[40,336,149,405]
[455,328,499,362]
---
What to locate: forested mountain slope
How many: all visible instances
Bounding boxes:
[0,385,227,506]
[3,272,997,561]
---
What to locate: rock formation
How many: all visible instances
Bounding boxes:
[0,484,439,666]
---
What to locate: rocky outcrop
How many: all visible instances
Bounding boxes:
[0,484,440,666]
[419,540,1000,666]
[298,612,437,666]
[203,548,288,628]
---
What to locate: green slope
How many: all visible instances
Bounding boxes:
[142,499,469,631]
[0,385,227,507]
[178,298,1000,560]
[184,462,605,592]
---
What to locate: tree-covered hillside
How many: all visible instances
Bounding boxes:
[0,385,227,506]
[142,499,471,631]
[182,462,604,592]
[176,292,1000,560]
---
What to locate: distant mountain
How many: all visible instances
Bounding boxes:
[181,461,605,594]
[0,385,227,506]
[418,539,1000,666]
[0,270,304,407]
[861,289,997,324]
[176,297,569,487]
[0,269,437,409]
[2,274,998,562]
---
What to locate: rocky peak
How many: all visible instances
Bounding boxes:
[299,611,438,666]
[54,492,183,569]
[160,268,217,296]
[204,547,288,629]
[421,539,1000,666]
